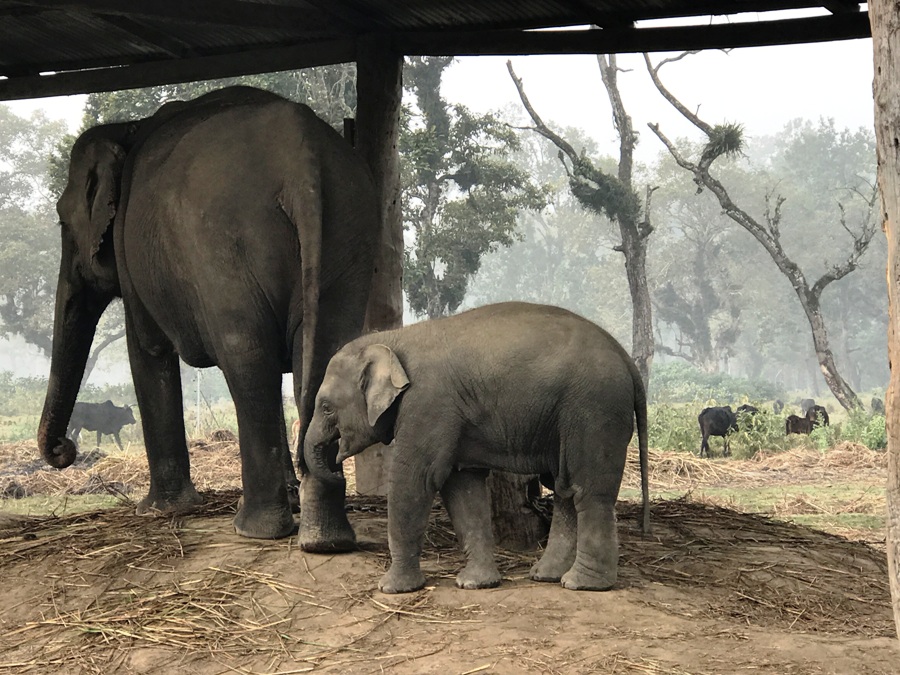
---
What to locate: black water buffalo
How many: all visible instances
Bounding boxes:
[800,398,816,415]
[773,399,784,414]
[67,400,136,450]
[872,397,885,415]
[806,404,829,428]
[698,406,738,458]
[736,404,759,416]
[786,414,813,435]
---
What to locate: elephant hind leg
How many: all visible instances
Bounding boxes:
[440,469,501,589]
[530,491,576,583]
[560,496,617,591]
[292,335,356,552]
[221,346,295,540]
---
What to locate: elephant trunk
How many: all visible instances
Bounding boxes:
[37,267,111,469]
[302,424,344,486]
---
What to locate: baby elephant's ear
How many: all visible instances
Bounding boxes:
[361,344,410,427]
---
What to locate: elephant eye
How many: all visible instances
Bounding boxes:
[321,400,335,416]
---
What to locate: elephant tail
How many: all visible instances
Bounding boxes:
[279,150,322,445]
[634,374,651,534]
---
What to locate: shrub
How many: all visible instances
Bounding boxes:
[649,362,782,404]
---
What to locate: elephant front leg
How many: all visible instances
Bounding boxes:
[298,473,356,552]
[126,328,202,515]
[440,469,501,589]
[380,452,439,594]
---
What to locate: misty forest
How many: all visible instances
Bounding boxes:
[0,56,887,457]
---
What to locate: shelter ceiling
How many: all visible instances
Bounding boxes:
[0,1,870,100]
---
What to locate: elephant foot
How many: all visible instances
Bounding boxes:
[529,554,575,583]
[379,566,427,594]
[136,485,203,515]
[455,564,502,590]
[233,502,296,539]
[297,476,356,553]
[560,565,616,591]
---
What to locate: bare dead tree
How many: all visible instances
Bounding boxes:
[644,52,876,410]
[81,329,126,388]
[507,57,655,387]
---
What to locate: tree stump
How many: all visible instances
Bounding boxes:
[488,472,547,551]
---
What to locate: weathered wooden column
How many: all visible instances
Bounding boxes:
[353,36,403,495]
[870,0,900,639]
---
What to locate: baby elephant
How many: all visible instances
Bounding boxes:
[303,302,649,594]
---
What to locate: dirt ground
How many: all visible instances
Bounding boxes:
[0,441,897,674]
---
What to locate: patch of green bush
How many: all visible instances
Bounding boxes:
[649,362,782,404]
[645,399,888,458]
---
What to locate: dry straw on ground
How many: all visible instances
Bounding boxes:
[0,437,892,673]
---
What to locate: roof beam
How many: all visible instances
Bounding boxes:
[2,0,329,31]
[394,12,871,55]
[95,14,199,58]
[0,39,356,101]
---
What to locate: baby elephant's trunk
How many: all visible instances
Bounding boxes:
[302,435,344,486]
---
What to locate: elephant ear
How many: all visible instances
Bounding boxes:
[361,344,410,427]
[80,138,125,266]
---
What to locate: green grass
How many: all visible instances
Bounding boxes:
[0,494,124,516]
[620,482,886,535]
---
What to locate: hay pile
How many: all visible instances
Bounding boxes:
[753,443,887,472]
[0,436,245,501]
[622,449,748,490]
[616,499,892,637]
[621,443,887,490]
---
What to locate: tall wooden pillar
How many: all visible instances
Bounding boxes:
[353,37,403,495]
[871,0,900,639]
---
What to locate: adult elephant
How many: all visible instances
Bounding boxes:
[37,87,378,547]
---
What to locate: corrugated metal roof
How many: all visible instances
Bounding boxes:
[0,0,870,100]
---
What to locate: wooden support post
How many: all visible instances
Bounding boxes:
[353,36,403,496]
[870,0,900,639]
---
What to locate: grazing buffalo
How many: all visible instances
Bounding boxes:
[736,404,759,415]
[785,414,813,435]
[806,404,829,428]
[800,398,816,415]
[773,399,784,414]
[67,400,137,450]
[872,397,885,415]
[698,406,738,458]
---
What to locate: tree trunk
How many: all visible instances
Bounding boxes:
[870,0,900,640]
[354,37,403,496]
[602,54,654,390]
[620,223,654,388]
[488,472,547,551]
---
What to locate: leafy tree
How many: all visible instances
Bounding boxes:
[466,128,633,347]
[649,141,747,373]
[401,56,546,319]
[81,67,356,129]
[0,106,68,356]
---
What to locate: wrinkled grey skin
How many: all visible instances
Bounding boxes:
[37,86,378,546]
[304,302,650,593]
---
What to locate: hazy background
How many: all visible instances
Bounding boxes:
[0,35,884,419]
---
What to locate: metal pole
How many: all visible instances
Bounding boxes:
[195,368,202,437]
